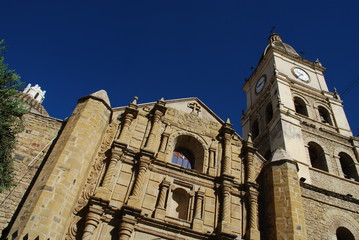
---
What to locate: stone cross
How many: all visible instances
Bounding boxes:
[188,102,201,115]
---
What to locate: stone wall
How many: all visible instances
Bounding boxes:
[0,113,62,234]
[310,168,359,199]
[301,184,359,239]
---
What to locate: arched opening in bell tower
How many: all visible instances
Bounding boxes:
[318,106,333,125]
[294,97,308,116]
[336,227,355,240]
[339,152,359,181]
[308,142,328,172]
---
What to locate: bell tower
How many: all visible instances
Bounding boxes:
[242,34,355,182]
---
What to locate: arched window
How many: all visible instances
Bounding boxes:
[172,135,204,171]
[168,188,190,220]
[265,103,273,124]
[251,120,259,139]
[172,151,193,169]
[294,97,308,116]
[308,142,328,172]
[318,106,333,125]
[336,227,355,240]
[339,152,359,181]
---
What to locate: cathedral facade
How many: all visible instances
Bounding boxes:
[1,34,358,240]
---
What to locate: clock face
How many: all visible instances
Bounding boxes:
[255,75,266,94]
[293,68,310,82]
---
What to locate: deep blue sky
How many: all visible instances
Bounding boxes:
[1,0,358,135]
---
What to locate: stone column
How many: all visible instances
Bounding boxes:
[128,153,152,207]
[102,147,123,188]
[245,134,256,182]
[118,216,136,240]
[82,204,103,240]
[118,97,138,144]
[222,185,231,223]
[246,185,260,240]
[157,125,171,160]
[154,177,170,219]
[221,119,234,175]
[193,187,205,230]
[145,98,167,152]
[207,139,216,175]
[95,144,125,201]
[159,133,169,153]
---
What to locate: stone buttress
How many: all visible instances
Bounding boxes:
[6,90,112,239]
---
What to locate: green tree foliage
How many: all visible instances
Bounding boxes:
[0,40,28,192]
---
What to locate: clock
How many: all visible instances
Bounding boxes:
[255,75,266,94]
[293,68,310,82]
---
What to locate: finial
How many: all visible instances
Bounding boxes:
[315,58,322,66]
[333,87,339,99]
[223,117,233,130]
[129,96,138,108]
[132,96,138,104]
[157,97,166,106]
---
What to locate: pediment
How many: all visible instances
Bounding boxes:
[164,97,224,124]
[113,97,225,125]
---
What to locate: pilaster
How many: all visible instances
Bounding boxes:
[192,187,205,230]
[96,143,125,200]
[144,98,167,153]
[127,149,153,208]
[221,118,235,175]
[154,177,170,219]
[118,97,139,145]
